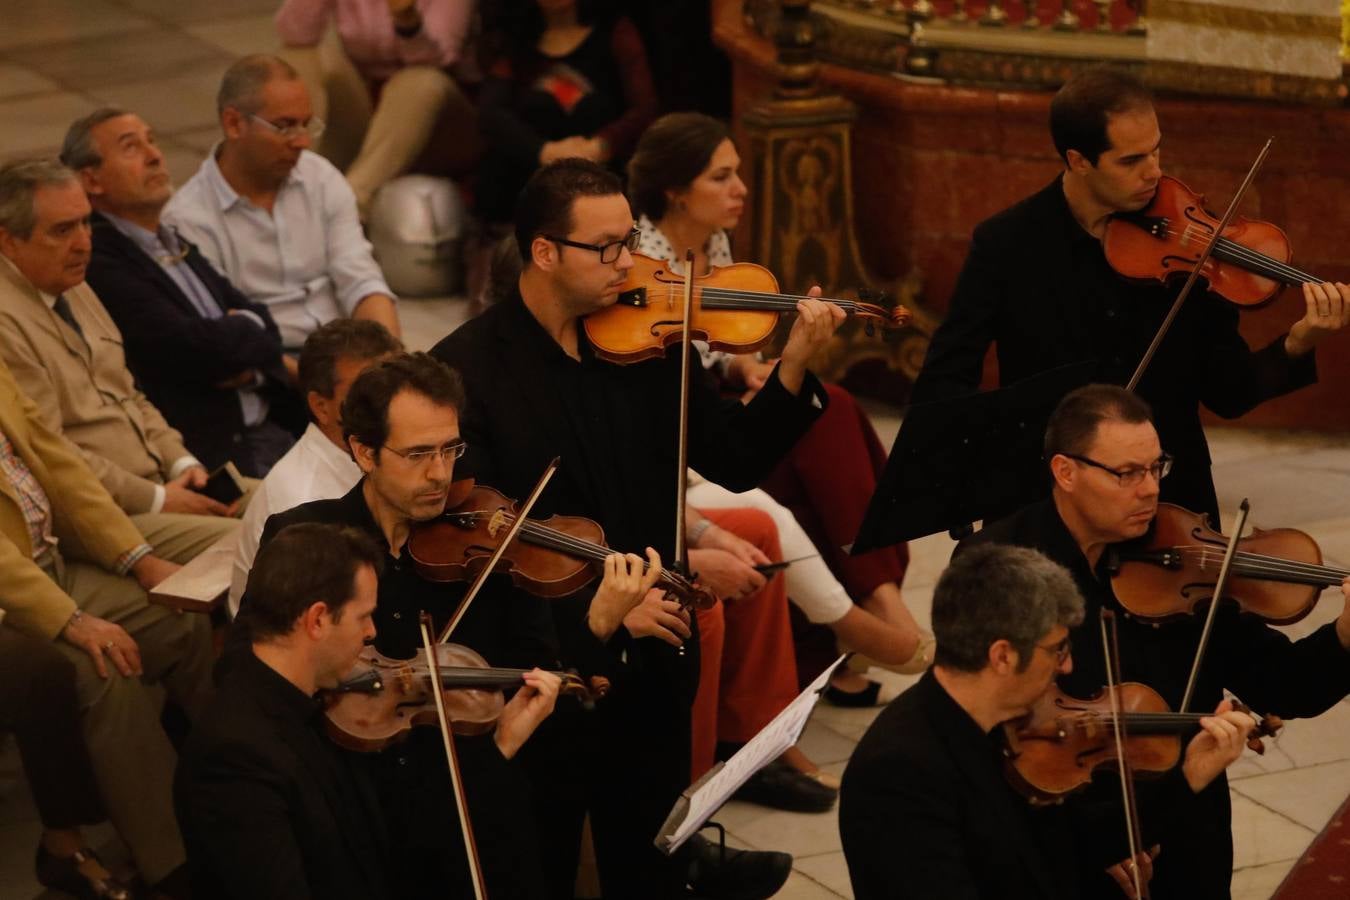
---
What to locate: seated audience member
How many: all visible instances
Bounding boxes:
[65,107,305,479]
[0,159,239,562]
[474,0,658,227]
[840,544,1255,899]
[276,0,481,217]
[164,54,401,353]
[1,624,130,899]
[230,319,403,615]
[627,112,928,699]
[0,353,212,899]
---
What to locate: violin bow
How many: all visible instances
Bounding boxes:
[1179,498,1251,713]
[669,249,698,656]
[1126,138,1273,392]
[420,613,489,900]
[1101,608,1149,899]
[437,457,559,643]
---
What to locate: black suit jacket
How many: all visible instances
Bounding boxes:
[840,671,1081,900]
[961,498,1350,897]
[911,176,1316,522]
[86,212,304,471]
[174,649,392,900]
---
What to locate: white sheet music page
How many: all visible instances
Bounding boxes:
[657,655,845,853]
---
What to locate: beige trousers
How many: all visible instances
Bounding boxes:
[50,555,214,884]
[285,43,479,215]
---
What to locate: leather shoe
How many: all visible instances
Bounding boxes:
[35,844,134,900]
[733,759,837,813]
[685,832,792,900]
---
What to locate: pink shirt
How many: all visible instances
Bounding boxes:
[275,0,476,82]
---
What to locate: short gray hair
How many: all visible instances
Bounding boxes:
[0,158,80,239]
[60,107,131,171]
[934,543,1085,673]
[217,54,299,118]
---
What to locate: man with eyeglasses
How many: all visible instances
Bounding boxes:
[960,383,1350,897]
[165,54,401,361]
[63,107,305,481]
[430,159,843,899]
[237,351,659,898]
[842,542,1255,899]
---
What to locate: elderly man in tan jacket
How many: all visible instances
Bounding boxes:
[0,346,212,895]
[0,158,239,563]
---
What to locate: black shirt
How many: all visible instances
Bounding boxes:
[175,649,393,900]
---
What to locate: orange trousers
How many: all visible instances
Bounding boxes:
[690,507,801,781]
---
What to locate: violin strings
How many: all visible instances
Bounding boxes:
[462,509,694,592]
[1157,225,1319,285]
[1175,547,1349,584]
[649,285,864,312]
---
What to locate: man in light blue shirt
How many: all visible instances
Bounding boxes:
[164,54,401,360]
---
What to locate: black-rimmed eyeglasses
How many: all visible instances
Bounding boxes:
[1063,452,1173,488]
[543,228,641,264]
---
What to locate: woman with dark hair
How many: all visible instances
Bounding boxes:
[474,0,658,226]
[629,112,932,704]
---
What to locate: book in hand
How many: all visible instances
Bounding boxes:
[654,655,845,854]
[201,461,245,504]
[149,534,235,613]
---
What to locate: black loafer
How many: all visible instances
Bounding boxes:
[823,679,882,708]
[685,832,792,900]
[733,759,838,813]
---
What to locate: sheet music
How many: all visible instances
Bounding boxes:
[656,655,845,853]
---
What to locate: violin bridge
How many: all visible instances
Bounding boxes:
[487,509,508,539]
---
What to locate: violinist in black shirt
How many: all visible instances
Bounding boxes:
[961,384,1350,897]
[176,523,392,900]
[247,353,652,899]
[912,66,1350,523]
[431,158,842,898]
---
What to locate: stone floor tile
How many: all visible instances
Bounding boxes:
[1230,759,1350,833]
[1227,738,1299,781]
[165,125,223,153]
[1214,448,1350,528]
[88,67,228,134]
[709,799,775,836]
[1206,426,1342,467]
[730,802,842,860]
[0,92,99,158]
[794,851,853,896]
[0,64,62,100]
[1251,701,1350,769]
[7,29,229,91]
[1230,859,1297,900]
[1229,791,1317,869]
[773,870,848,899]
[0,0,156,52]
[183,13,281,57]
[113,0,280,25]
[796,718,862,767]
[398,294,474,351]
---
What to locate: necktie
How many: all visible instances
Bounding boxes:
[52,294,85,339]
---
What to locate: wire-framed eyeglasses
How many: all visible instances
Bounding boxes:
[543,227,641,264]
[250,114,326,142]
[1063,452,1173,488]
[381,439,467,468]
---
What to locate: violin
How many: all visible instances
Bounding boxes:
[1002,682,1282,806]
[323,643,599,752]
[582,253,909,364]
[1107,503,1347,625]
[407,479,716,611]
[1103,175,1327,309]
